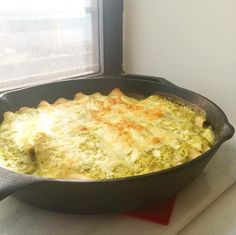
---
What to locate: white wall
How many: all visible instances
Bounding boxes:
[123,0,236,123]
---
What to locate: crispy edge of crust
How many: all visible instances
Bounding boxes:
[18,107,32,114]
[89,92,102,98]
[53,98,68,105]
[74,92,85,100]
[38,100,50,108]
[108,88,125,96]
[3,111,15,121]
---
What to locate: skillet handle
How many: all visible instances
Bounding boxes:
[221,122,235,141]
[0,167,37,201]
[122,74,177,87]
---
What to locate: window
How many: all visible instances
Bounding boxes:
[0,0,101,91]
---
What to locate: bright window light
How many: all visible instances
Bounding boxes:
[0,0,100,91]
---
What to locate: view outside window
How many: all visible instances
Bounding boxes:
[0,0,100,90]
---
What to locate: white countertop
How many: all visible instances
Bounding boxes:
[179,182,236,235]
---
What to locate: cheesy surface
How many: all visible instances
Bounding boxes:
[0,89,214,180]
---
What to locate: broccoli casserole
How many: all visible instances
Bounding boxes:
[0,89,214,180]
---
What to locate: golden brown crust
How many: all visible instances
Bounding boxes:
[144,108,164,120]
[18,107,32,114]
[89,92,102,98]
[109,88,124,97]
[3,111,15,121]
[38,100,50,108]
[54,98,68,105]
[74,92,85,100]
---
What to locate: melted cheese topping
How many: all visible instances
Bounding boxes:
[0,89,214,179]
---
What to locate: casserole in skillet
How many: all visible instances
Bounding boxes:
[0,88,214,180]
[0,75,233,214]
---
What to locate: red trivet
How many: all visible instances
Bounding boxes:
[123,196,176,225]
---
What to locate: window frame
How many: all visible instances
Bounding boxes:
[100,0,123,76]
[56,0,123,80]
[65,0,123,81]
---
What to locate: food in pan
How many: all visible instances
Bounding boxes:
[0,88,214,180]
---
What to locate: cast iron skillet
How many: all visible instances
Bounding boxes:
[0,74,234,214]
